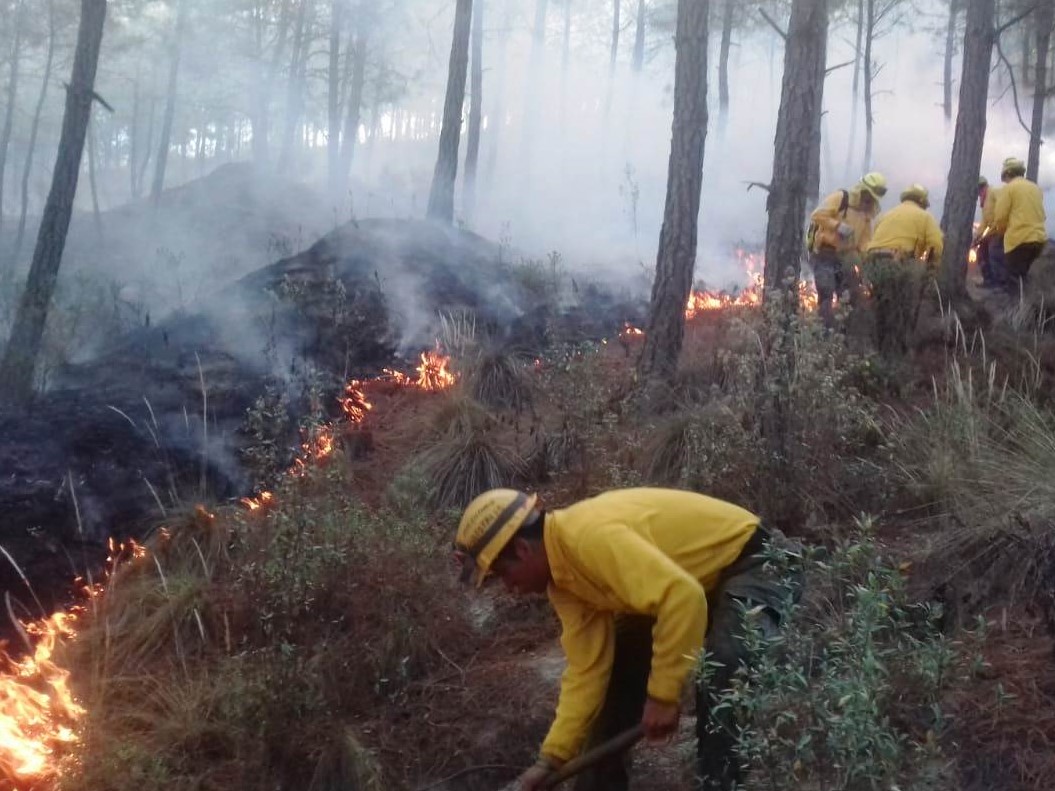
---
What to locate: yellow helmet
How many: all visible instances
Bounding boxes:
[454,489,538,587]
[859,171,888,201]
[1001,157,1026,179]
[900,183,930,208]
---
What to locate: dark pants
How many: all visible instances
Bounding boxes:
[1005,241,1045,294]
[811,248,862,330]
[980,236,1008,286]
[572,532,789,791]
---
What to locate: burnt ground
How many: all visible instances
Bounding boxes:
[0,217,643,616]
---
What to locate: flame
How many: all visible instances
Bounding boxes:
[0,612,84,782]
[968,248,978,264]
[619,322,645,340]
[338,380,373,424]
[414,347,456,392]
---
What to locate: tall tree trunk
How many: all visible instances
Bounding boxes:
[761,0,829,528]
[862,0,875,172]
[0,1,26,236]
[718,0,734,114]
[633,0,646,71]
[87,113,103,236]
[426,0,473,223]
[637,0,709,385]
[252,0,293,164]
[0,0,108,406]
[1022,26,1032,86]
[485,0,511,186]
[808,107,823,204]
[940,0,994,300]
[278,0,314,173]
[1027,0,1053,181]
[846,0,863,177]
[130,67,140,197]
[520,0,548,170]
[12,0,56,267]
[764,0,828,297]
[463,0,484,223]
[138,93,156,197]
[944,0,960,122]
[328,0,343,196]
[610,0,621,73]
[151,0,189,204]
[339,31,368,186]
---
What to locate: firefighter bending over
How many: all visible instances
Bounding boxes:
[454,488,793,791]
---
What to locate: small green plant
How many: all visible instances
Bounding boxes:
[712,523,962,791]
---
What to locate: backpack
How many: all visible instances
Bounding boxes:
[806,189,850,252]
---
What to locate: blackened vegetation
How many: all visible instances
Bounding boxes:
[0,218,639,607]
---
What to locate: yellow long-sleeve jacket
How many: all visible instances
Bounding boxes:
[867,200,944,260]
[981,187,1001,231]
[810,187,877,254]
[539,488,759,763]
[994,177,1047,253]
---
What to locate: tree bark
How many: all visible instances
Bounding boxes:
[633,0,646,71]
[151,0,189,204]
[1027,0,1053,181]
[718,0,734,113]
[862,0,875,172]
[278,0,315,173]
[426,0,473,224]
[87,113,103,236]
[328,0,343,196]
[463,0,484,223]
[0,0,108,406]
[610,0,621,74]
[0,0,26,237]
[944,0,960,122]
[764,0,828,298]
[637,0,709,385]
[12,0,56,267]
[939,0,994,300]
[339,30,368,187]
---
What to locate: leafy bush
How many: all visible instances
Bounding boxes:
[715,522,967,791]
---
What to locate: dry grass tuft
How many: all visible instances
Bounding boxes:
[466,349,534,412]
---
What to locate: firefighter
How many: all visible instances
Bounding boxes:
[808,171,887,328]
[993,157,1048,293]
[862,184,940,357]
[454,488,793,791]
[866,184,944,262]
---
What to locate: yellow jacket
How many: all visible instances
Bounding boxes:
[810,187,877,254]
[981,187,1001,231]
[539,488,758,762]
[994,177,1047,253]
[867,200,944,260]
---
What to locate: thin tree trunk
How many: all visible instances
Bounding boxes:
[765,0,828,297]
[138,94,156,197]
[12,0,56,267]
[1027,0,1053,181]
[940,0,994,300]
[1022,26,1032,86]
[862,0,875,172]
[944,0,960,122]
[485,0,511,186]
[0,0,108,405]
[520,0,548,170]
[761,0,829,528]
[426,0,473,223]
[339,30,368,186]
[610,0,621,73]
[130,67,140,197]
[87,113,103,236]
[278,0,314,173]
[718,0,734,113]
[633,0,646,72]
[846,0,863,177]
[253,0,293,164]
[151,0,189,204]
[327,0,342,196]
[637,0,709,385]
[0,1,26,236]
[463,0,484,223]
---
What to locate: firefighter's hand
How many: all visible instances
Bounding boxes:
[516,758,559,790]
[641,696,680,743]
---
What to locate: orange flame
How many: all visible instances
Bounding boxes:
[619,322,645,340]
[0,612,84,783]
[414,347,456,392]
